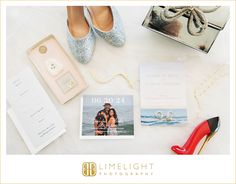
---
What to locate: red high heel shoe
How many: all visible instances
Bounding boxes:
[171,117,220,155]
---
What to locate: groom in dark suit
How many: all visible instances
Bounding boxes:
[94,102,111,135]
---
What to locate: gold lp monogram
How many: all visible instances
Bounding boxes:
[82,162,97,176]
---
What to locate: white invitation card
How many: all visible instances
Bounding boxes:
[7,68,66,154]
[140,63,187,125]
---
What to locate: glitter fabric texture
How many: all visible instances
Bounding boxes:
[67,23,96,64]
[92,7,126,47]
[67,7,125,64]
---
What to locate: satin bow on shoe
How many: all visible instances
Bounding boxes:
[160,6,220,36]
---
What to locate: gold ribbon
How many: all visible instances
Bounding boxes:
[90,71,134,89]
[160,6,220,36]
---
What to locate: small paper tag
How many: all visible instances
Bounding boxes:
[45,59,63,76]
[56,72,77,93]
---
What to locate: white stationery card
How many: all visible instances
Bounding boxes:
[7,68,66,154]
[140,63,187,125]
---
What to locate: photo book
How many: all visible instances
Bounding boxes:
[80,95,134,139]
[140,63,188,126]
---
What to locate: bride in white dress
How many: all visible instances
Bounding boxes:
[107,108,118,136]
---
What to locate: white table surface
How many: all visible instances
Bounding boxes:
[6,6,230,154]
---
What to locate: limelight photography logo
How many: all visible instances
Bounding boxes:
[82,162,97,176]
[82,162,154,177]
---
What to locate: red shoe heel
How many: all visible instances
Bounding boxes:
[171,117,220,155]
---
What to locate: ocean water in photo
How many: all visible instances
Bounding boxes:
[141,108,187,125]
[82,105,134,136]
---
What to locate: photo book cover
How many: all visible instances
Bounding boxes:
[80,95,134,138]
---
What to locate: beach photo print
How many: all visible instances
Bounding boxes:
[80,95,134,139]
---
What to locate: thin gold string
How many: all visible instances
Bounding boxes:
[89,71,134,89]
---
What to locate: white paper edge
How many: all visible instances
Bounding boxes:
[7,108,66,154]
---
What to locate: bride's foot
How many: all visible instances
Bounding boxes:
[88,6,113,32]
[87,6,125,47]
[67,6,89,37]
[66,6,95,64]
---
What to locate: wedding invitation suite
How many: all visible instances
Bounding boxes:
[7,68,66,154]
[140,63,187,125]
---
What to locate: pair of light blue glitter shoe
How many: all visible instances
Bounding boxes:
[67,7,125,64]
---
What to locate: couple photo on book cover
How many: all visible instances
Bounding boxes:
[81,95,134,138]
[94,102,119,136]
